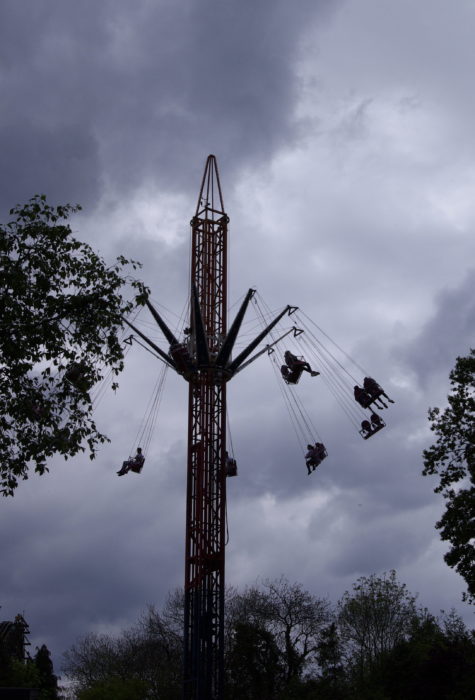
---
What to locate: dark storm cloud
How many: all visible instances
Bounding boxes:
[0,123,100,210]
[2,0,475,679]
[0,0,336,212]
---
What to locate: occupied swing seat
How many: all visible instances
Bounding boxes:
[363,377,394,408]
[170,342,194,377]
[306,443,328,473]
[117,452,145,476]
[281,364,305,385]
[65,362,93,392]
[226,457,238,477]
[129,460,145,474]
[364,387,388,408]
[356,379,393,410]
[354,386,374,409]
[25,399,46,421]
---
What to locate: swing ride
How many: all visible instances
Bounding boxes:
[113,155,395,700]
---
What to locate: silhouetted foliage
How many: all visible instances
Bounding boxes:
[226,621,284,699]
[62,602,182,700]
[315,622,346,698]
[0,642,60,697]
[230,576,331,683]
[338,570,418,676]
[76,677,149,700]
[34,644,59,699]
[0,195,148,495]
[0,657,40,689]
[423,348,475,603]
[361,610,475,700]
[63,575,475,699]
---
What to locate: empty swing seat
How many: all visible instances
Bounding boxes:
[359,419,386,439]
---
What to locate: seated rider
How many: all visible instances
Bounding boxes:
[354,385,372,408]
[363,377,394,407]
[305,442,326,474]
[117,447,145,476]
[284,351,320,377]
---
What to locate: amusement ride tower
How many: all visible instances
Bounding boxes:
[126,155,296,699]
[123,152,394,698]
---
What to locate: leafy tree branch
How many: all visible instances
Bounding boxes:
[0,195,148,496]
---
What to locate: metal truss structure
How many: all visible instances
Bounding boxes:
[124,155,297,699]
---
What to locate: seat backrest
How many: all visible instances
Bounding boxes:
[286,366,303,384]
[226,459,237,477]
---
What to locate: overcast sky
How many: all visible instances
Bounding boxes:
[1,0,475,677]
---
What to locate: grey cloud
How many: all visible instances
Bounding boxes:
[0,442,186,668]
[2,0,475,679]
[401,269,475,387]
[327,512,430,577]
[0,122,101,211]
[0,0,338,211]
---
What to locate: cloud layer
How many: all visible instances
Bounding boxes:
[1,0,474,676]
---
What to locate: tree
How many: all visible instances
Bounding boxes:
[76,677,149,700]
[226,621,284,699]
[34,644,59,699]
[0,657,41,690]
[337,570,418,675]
[0,195,147,496]
[366,610,475,700]
[63,581,329,698]
[315,622,346,698]
[62,578,475,699]
[62,605,182,700]
[423,349,475,603]
[230,576,331,683]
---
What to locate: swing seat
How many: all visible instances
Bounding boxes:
[315,449,328,466]
[129,464,143,474]
[129,456,145,473]
[170,343,194,376]
[359,419,386,440]
[284,366,304,385]
[25,400,46,421]
[226,458,237,477]
[356,393,373,409]
[65,362,93,391]
[306,445,327,471]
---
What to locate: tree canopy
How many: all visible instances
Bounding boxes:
[62,574,475,700]
[423,349,475,603]
[337,570,418,672]
[0,638,59,698]
[0,195,147,496]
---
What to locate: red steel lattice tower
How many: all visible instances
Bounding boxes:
[125,154,391,698]
[184,156,228,699]
[126,155,294,699]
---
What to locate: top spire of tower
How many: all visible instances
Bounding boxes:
[195,154,225,218]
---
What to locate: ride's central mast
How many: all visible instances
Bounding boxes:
[184,155,228,700]
[123,154,391,699]
[126,155,296,699]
